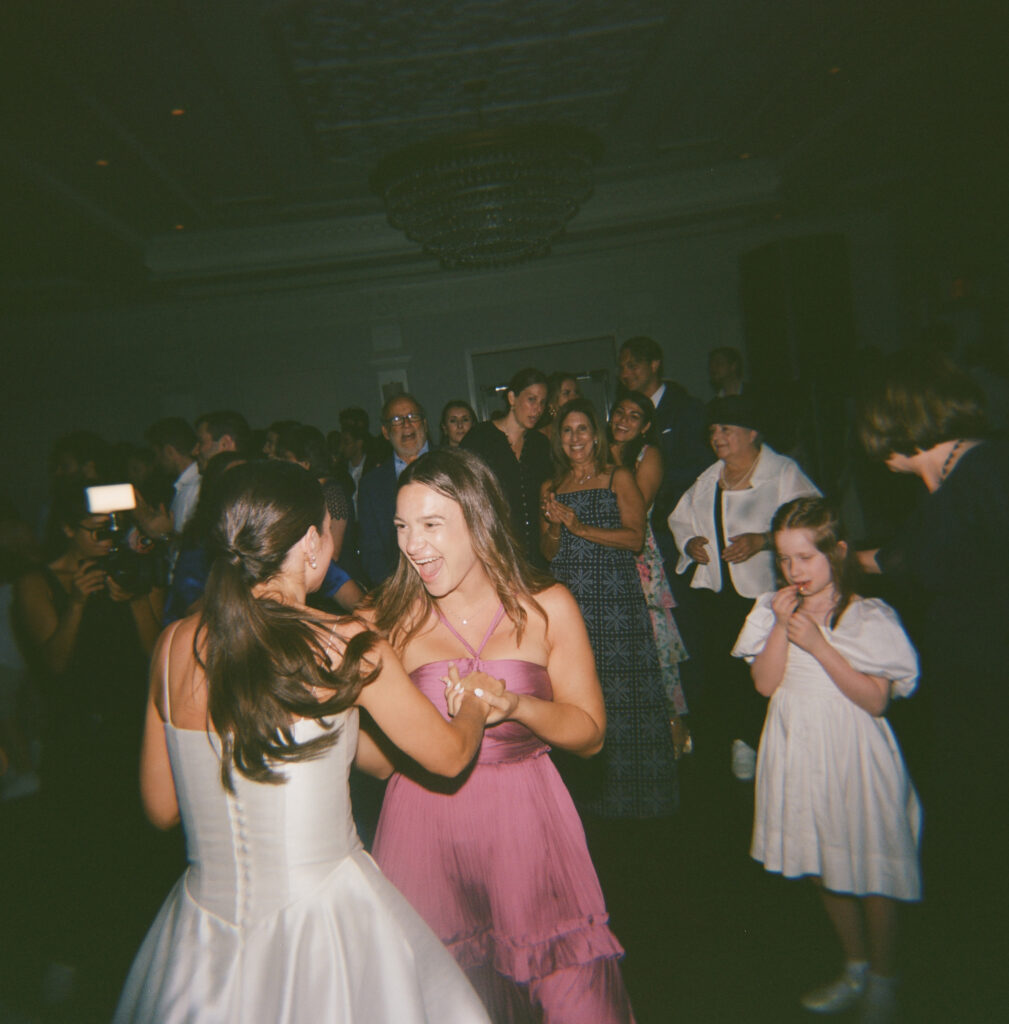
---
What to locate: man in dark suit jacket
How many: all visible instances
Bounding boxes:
[618,337,710,568]
[357,393,430,587]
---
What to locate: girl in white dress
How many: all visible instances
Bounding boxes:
[732,497,920,1023]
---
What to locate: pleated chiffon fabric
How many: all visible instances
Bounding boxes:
[114,713,490,1024]
[373,610,634,1023]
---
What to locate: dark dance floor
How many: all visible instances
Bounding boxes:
[0,756,1000,1023]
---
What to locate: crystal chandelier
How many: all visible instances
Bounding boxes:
[370,125,603,269]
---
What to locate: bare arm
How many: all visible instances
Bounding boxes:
[354,722,396,779]
[749,589,799,696]
[139,626,181,830]
[354,637,489,777]
[334,578,365,612]
[857,549,881,574]
[14,568,99,674]
[633,445,663,509]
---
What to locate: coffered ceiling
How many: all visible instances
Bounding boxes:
[1,0,1003,306]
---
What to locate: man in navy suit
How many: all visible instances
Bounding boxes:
[618,337,709,568]
[357,393,430,587]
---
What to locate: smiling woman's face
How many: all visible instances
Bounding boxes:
[395,482,481,598]
[708,423,758,462]
[610,399,650,444]
[560,411,597,466]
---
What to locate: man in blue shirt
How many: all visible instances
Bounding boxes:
[357,393,429,586]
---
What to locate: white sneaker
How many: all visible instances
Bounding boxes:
[730,739,757,781]
[801,965,869,1014]
[857,974,898,1024]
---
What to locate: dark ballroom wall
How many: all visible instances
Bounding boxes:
[3,205,901,518]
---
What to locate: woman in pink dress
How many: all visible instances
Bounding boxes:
[365,448,635,1024]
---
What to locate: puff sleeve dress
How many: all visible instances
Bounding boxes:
[732,595,922,901]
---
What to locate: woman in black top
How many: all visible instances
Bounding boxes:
[462,368,552,568]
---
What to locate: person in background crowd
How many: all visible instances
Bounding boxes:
[438,399,476,448]
[48,431,109,485]
[463,367,552,569]
[193,410,252,471]
[669,396,819,784]
[609,392,691,758]
[370,449,635,1023]
[542,397,677,820]
[340,406,392,465]
[539,371,580,441]
[262,419,301,460]
[146,417,200,536]
[275,423,364,607]
[162,451,245,624]
[708,347,745,397]
[275,425,351,561]
[123,445,171,511]
[857,352,1008,1020]
[617,337,709,569]
[335,415,386,517]
[0,496,40,802]
[42,432,111,556]
[14,479,170,1011]
[358,394,430,587]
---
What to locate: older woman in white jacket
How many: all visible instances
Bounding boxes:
[669,396,819,781]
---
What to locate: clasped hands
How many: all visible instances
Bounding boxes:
[442,664,517,726]
[686,532,765,565]
[541,492,579,535]
[771,585,824,653]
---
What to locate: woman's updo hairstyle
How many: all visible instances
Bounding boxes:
[201,461,377,790]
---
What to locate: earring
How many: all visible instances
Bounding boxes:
[309,556,317,569]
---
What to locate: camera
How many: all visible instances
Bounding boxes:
[85,484,169,595]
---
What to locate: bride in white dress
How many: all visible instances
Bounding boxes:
[114,460,494,1023]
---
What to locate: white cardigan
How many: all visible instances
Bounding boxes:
[668,445,820,598]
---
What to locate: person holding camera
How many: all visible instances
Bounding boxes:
[17,481,162,693]
[13,479,170,1010]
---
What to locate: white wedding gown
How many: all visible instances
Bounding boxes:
[114,710,490,1023]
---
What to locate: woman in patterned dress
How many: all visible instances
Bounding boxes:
[609,392,691,758]
[540,398,677,819]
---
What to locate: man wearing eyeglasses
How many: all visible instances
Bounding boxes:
[358,393,430,586]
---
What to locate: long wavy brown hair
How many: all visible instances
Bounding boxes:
[199,461,379,790]
[368,449,553,651]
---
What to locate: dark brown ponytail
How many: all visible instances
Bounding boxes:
[200,461,378,790]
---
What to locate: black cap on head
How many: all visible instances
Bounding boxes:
[706,395,761,433]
